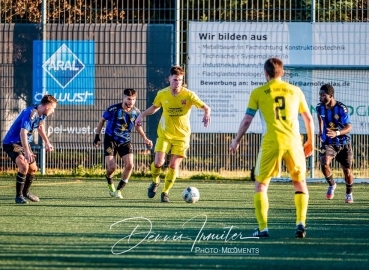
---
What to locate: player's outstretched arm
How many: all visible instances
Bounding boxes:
[135,105,161,127]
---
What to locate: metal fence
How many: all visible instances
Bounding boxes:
[1,1,368,177]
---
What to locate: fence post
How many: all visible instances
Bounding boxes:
[311,0,316,23]
[40,0,47,175]
[175,0,180,65]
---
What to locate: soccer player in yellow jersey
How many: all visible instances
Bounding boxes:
[135,66,211,202]
[229,58,314,238]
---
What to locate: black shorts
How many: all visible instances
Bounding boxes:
[103,135,133,157]
[319,143,353,168]
[3,142,27,164]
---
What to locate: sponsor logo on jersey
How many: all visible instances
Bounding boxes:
[13,144,24,153]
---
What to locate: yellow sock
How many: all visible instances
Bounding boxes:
[151,162,161,184]
[254,192,269,231]
[294,193,309,226]
[162,168,177,194]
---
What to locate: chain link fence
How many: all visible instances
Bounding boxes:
[1,1,368,177]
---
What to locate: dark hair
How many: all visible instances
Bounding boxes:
[40,94,58,105]
[264,58,284,78]
[124,88,137,96]
[320,84,334,96]
[170,65,185,76]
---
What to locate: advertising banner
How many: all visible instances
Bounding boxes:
[188,22,369,134]
[33,40,95,105]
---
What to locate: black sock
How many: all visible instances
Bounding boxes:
[325,175,335,186]
[16,172,26,197]
[346,183,353,194]
[23,174,35,195]
[106,175,114,185]
[116,180,127,191]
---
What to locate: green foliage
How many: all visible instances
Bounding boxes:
[1,0,367,24]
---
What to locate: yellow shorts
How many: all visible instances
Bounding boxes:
[254,146,306,184]
[154,137,190,158]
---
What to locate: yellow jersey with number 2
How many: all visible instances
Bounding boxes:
[153,86,204,142]
[247,79,309,149]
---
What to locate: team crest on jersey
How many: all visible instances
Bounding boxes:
[106,147,113,154]
[181,99,187,105]
[334,114,339,120]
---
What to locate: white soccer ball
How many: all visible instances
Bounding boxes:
[182,186,200,203]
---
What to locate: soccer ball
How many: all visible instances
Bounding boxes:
[182,186,200,203]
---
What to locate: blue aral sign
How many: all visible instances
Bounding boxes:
[33,41,95,105]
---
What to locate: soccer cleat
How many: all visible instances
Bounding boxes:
[250,228,269,238]
[15,196,28,204]
[345,193,354,203]
[23,193,40,202]
[326,183,337,200]
[115,190,123,199]
[148,182,160,198]
[295,223,306,238]
[108,184,116,197]
[161,192,170,203]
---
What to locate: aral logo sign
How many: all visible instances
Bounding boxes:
[43,44,85,89]
[33,40,95,105]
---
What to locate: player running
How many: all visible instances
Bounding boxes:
[135,65,211,202]
[93,88,153,199]
[316,84,354,203]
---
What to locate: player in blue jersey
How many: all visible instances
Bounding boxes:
[93,88,153,199]
[316,84,354,203]
[3,95,58,204]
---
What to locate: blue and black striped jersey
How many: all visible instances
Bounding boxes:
[102,103,140,144]
[316,101,351,145]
